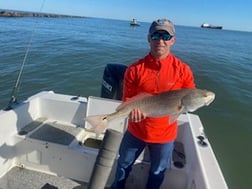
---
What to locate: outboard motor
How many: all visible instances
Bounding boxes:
[101,64,127,100]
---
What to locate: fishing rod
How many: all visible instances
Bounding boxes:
[5,0,46,110]
[4,43,31,110]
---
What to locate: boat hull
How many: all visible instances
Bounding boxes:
[0,91,228,188]
[130,23,140,26]
[201,23,223,29]
[201,25,223,29]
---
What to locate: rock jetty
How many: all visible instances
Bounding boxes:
[0,9,84,18]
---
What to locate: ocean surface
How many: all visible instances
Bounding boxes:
[0,17,251,189]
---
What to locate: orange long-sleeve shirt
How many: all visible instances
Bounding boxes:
[123,53,195,143]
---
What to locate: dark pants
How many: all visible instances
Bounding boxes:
[110,131,174,189]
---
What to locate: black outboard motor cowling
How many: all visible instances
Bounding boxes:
[101,64,127,100]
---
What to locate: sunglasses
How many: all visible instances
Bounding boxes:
[150,32,173,41]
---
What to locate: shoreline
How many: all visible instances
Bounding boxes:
[0,9,85,18]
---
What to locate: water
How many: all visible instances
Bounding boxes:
[0,17,252,189]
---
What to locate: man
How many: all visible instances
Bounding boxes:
[110,18,195,189]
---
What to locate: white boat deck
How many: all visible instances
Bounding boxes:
[0,91,228,189]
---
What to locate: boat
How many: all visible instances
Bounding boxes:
[201,23,223,29]
[130,18,140,26]
[0,64,228,189]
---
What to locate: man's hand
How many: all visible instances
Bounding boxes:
[129,108,147,123]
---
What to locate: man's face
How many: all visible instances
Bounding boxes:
[148,30,175,59]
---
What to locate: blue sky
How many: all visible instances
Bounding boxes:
[1,0,251,32]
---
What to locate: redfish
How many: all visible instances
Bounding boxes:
[85,88,215,136]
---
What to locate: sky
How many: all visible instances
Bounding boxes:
[1,0,251,32]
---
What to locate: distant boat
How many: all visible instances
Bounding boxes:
[130,18,140,26]
[201,23,223,29]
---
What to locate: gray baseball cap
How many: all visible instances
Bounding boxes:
[149,19,175,36]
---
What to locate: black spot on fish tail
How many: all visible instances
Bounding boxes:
[102,116,107,120]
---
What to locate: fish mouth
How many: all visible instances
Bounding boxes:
[205,92,215,106]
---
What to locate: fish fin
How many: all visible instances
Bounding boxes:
[84,114,109,137]
[116,93,153,111]
[169,115,179,124]
[169,105,184,124]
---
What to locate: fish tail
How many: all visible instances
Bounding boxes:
[85,114,109,136]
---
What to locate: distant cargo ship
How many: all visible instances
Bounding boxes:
[201,23,223,29]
